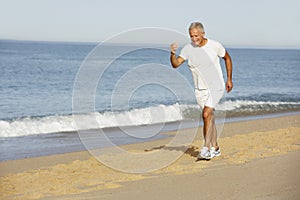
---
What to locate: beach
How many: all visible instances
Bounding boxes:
[1,113,299,200]
[1,41,300,199]
[1,1,300,199]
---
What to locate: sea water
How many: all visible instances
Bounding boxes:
[0,40,299,160]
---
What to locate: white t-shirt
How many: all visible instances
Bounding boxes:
[179,39,226,90]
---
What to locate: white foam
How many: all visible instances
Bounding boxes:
[216,100,300,111]
[1,100,299,137]
[0,104,185,137]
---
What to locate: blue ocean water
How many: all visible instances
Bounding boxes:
[0,40,299,160]
[1,40,300,136]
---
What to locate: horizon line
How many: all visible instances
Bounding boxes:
[1,38,299,50]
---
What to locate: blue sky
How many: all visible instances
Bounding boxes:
[0,0,299,48]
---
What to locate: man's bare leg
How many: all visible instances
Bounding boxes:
[202,106,214,148]
[210,114,219,150]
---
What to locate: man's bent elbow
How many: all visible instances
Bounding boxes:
[170,56,184,68]
[171,63,179,68]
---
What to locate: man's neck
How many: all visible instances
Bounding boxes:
[199,38,208,47]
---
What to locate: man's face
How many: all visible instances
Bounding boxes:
[189,28,204,46]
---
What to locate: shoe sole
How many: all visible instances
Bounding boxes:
[198,154,212,160]
[212,152,221,157]
[214,153,221,157]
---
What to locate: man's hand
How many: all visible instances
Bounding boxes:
[226,80,233,93]
[170,42,178,54]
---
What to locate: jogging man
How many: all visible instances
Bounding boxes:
[170,22,233,159]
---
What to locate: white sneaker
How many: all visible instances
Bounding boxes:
[198,147,212,159]
[210,147,221,157]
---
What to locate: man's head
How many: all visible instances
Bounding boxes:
[189,22,205,47]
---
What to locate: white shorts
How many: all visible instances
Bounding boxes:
[195,89,214,109]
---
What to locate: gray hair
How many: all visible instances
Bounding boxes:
[189,22,205,32]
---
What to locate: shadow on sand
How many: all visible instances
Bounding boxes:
[144,145,210,162]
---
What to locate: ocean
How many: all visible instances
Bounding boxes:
[0,40,299,161]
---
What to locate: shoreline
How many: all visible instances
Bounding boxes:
[0,113,299,199]
[224,110,300,122]
[1,111,300,162]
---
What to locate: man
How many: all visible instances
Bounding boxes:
[170,22,233,159]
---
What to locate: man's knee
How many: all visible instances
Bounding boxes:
[202,107,213,120]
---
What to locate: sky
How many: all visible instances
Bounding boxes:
[0,0,299,48]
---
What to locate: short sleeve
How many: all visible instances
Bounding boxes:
[179,44,189,60]
[216,41,226,58]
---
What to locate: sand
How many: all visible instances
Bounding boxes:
[1,114,300,200]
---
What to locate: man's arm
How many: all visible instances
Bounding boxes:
[170,43,185,68]
[170,53,185,68]
[222,51,233,93]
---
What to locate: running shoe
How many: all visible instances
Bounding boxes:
[210,147,221,157]
[198,147,212,159]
